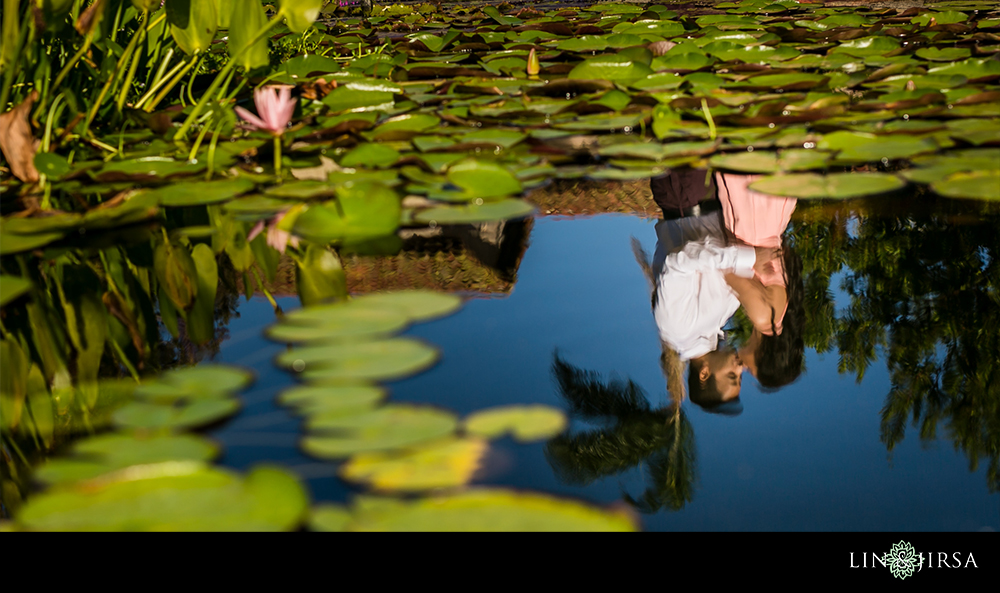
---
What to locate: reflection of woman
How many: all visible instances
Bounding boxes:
[716,173,804,389]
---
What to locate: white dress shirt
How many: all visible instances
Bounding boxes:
[651,214,756,360]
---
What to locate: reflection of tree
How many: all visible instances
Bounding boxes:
[789,202,1000,492]
[546,354,696,513]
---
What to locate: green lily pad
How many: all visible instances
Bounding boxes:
[727,73,828,91]
[340,143,400,169]
[33,434,219,485]
[829,36,901,58]
[113,399,241,431]
[568,55,654,83]
[264,181,339,200]
[931,170,1000,200]
[34,152,71,179]
[303,404,458,458]
[350,290,463,322]
[279,384,387,415]
[147,177,256,207]
[268,306,410,343]
[340,437,488,492]
[414,199,535,225]
[291,182,401,241]
[748,172,906,199]
[322,80,400,113]
[709,149,831,173]
[458,129,528,150]
[341,489,638,531]
[309,504,353,532]
[0,275,32,307]
[927,58,1000,81]
[817,131,938,163]
[278,337,440,382]
[915,47,972,62]
[94,157,205,182]
[224,195,291,215]
[17,464,307,531]
[463,405,568,442]
[371,113,440,139]
[446,159,522,199]
[598,140,717,161]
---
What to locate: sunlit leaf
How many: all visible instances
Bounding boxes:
[0,275,32,307]
[446,159,522,199]
[280,0,324,33]
[340,437,488,492]
[228,0,269,70]
[167,0,218,55]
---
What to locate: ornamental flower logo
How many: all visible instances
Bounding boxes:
[886,541,919,580]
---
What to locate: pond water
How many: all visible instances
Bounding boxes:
[147,190,1000,531]
[2,0,999,531]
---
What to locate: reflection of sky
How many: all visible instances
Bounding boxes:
[210,215,999,531]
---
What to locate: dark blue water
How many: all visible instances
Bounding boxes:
[208,214,1000,531]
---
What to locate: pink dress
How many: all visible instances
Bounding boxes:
[716,173,797,288]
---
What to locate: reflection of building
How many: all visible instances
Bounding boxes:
[238,219,532,298]
[240,179,660,299]
[527,179,660,218]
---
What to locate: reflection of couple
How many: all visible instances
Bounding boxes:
[648,169,804,414]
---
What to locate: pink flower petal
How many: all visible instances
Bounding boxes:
[235,106,269,132]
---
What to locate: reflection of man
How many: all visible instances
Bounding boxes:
[650,170,788,414]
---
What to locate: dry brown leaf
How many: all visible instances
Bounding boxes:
[648,41,677,57]
[0,91,40,183]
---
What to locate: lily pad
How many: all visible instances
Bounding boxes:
[709,149,831,173]
[279,384,387,415]
[136,365,254,401]
[568,56,654,83]
[446,159,522,199]
[147,177,256,207]
[267,306,410,343]
[33,434,219,485]
[817,132,938,163]
[278,337,440,382]
[340,437,488,492]
[350,290,463,322]
[748,172,906,199]
[263,181,339,200]
[414,199,535,225]
[303,404,458,458]
[463,405,568,442]
[340,143,401,169]
[113,399,241,431]
[17,464,307,531]
[931,170,1000,200]
[341,489,638,531]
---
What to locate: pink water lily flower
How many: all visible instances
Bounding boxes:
[235,86,297,135]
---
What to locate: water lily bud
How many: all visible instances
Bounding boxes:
[527,48,540,76]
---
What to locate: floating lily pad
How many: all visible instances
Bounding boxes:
[340,437,488,492]
[279,337,440,382]
[931,170,1000,200]
[33,434,219,485]
[350,290,463,322]
[341,489,638,531]
[17,464,307,531]
[136,365,253,401]
[709,149,830,173]
[268,306,410,343]
[748,173,906,199]
[414,199,535,225]
[147,177,256,207]
[279,384,386,415]
[94,157,205,182]
[303,404,458,458]
[568,56,654,83]
[817,132,938,163]
[113,398,241,431]
[263,181,339,199]
[340,143,401,169]
[463,405,568,442]
[446,159,522,199]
